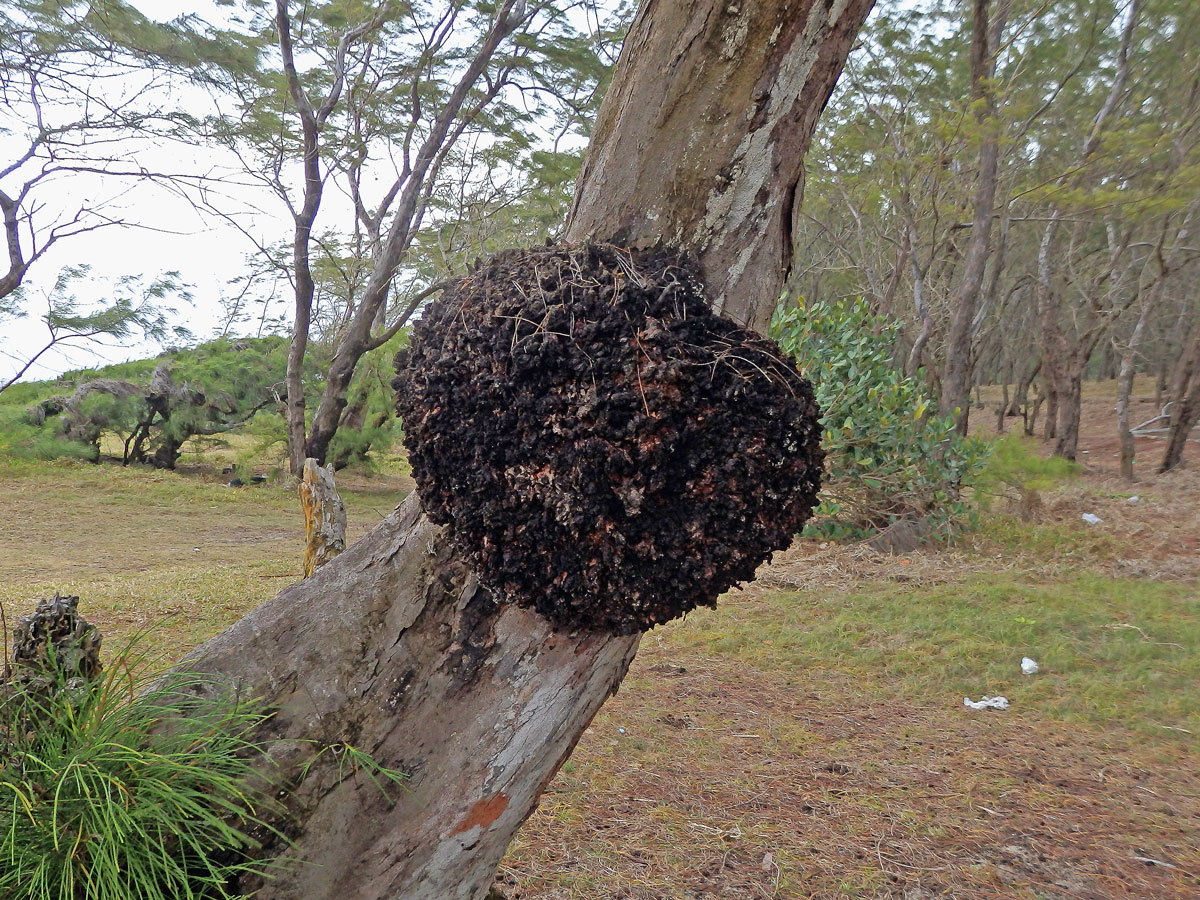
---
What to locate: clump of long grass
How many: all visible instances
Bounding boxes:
[0,642,274,900]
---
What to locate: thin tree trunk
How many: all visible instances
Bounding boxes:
[905,233,933,377]
[174,3,876,899]
[276,0,327,478]
[1160,385,1200,472]
[1055,369,1084,460]
[1008,357,1039,417]
[1117,304,1150,480]
[940,0,1009,433]
[1026,385,1044,437]
[1037,216,1062,441]
[1117,214,1186,479]
[1162,324,1200,471]
[1043,382,1058,439]
[996,357,1012,432]
[1167,315,1200,409]
[303,4,524,467]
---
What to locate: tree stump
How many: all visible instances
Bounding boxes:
[300,458,347,577]
[2,594,103,719]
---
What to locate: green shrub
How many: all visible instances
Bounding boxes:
[326,335,405,471]
[0,650,273,900]
[0,409,96,462]
[972,432,1080,512]
[772,296,986,536]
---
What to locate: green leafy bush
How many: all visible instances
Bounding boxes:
[772,296,986,536]
[0,651,273,900]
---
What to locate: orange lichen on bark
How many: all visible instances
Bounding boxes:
[451,793,510,836]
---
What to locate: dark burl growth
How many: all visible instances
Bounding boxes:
[394,243,823,634]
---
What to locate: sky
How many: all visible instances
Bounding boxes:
[0,1,287,384]
[0,0,617,386]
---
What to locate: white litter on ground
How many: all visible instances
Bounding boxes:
[1081,513,1103,525]
[964,696,1010,711]
[1021,657,1039,675]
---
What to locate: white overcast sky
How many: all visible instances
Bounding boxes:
[0,0,620,384]
[0,0,281,382]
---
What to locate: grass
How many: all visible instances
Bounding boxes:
[0,410,1197,899]
[0,649,274,900]
[0,457,409,656]
[676,574,1198,738]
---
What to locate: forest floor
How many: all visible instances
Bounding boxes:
[0,381,1196,899]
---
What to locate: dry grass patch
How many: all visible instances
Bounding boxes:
[502,589,1200,900]
[1,404,1198,900]
[0,457,409,653]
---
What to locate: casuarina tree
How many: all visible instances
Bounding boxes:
[170,2,875,898]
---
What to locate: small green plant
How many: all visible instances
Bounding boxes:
[0,647,274,900]
[298,741,410,801]
[772,296,986,536]
[972,432,1080,513]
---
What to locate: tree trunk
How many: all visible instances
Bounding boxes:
[567,0,873,335]
[1007,357,1039,417]
[1117,305,1149,480]
[173,3,875,899]
[279,2,324,480]
[995,357,1012,433]
[1160,385,1200,472]
[301,4,523,469]
[1054,369,1083,461]
[1037,215,1062,442]
[1026,385,1043,437]
[1161,323,1200,472]
[1042,381,1058,440]
[940,0,1008,433]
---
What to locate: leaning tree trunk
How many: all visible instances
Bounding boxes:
[1161,325,1200,472]
[174,2,874,899]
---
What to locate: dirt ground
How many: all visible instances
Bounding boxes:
[501,649,1198,899]
[498,382,1200,900]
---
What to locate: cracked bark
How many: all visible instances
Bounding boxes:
[173,1,873,898]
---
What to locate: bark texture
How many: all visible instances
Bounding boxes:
[184,496,639,899]
[567,0,875,331]
[300,458,347,577]
[172,2,873,897]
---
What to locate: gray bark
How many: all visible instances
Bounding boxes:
[1162,321,1200,471]
[568,0,875,332]
[173,2,874,898]
[183,496,640,899]
[1117,304,1149,480]
[940,0,1009,432]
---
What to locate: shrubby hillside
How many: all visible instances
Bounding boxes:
[0,335,402,471]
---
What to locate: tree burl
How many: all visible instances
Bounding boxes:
[395,242,824,634]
